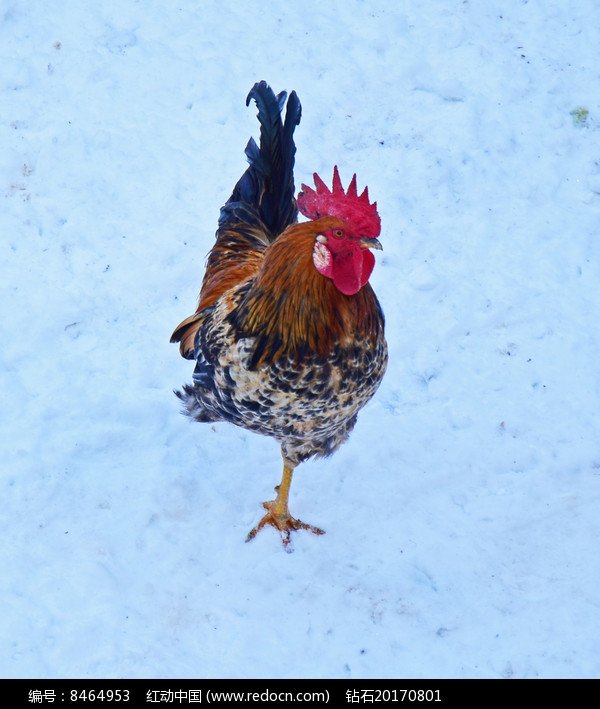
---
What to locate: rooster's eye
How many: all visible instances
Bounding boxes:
[333,229,344,239]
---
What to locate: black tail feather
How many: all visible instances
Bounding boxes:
[219,81,302,240]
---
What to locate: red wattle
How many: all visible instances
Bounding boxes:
[332,249,374,296]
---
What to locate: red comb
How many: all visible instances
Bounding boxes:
[297,166,381,238]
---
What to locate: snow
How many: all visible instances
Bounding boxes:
[2,0,600,679]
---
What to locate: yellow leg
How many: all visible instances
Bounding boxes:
[246,456,325,547]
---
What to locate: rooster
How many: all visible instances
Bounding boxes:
[171,81,387,546]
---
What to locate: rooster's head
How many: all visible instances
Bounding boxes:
[298,167,382,296]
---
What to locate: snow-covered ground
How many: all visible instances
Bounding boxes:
[2,0,600,679]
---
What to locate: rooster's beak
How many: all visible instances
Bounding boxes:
[360,237,383,251]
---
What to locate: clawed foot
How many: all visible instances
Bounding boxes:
[246,499,325,548]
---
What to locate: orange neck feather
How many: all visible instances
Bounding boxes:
[229,217,384,367]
